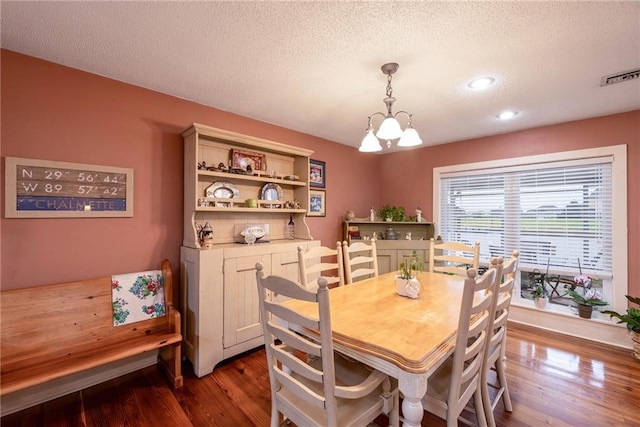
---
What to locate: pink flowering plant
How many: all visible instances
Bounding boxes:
[567,288,608,307]
[573,275,592,288]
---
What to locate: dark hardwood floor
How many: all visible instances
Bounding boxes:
[2,323,639,426]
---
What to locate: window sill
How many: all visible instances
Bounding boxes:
[509,299,631,349]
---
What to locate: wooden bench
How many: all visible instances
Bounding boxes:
[0,259,183,398]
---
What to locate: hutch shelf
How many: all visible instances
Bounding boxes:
[343,220,435,275]
[181,123,319,377]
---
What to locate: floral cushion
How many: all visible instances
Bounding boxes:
[112,270,165,326]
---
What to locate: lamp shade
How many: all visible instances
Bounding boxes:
[397,126,423,147]
[375,116,403,140]
[359,129,383,152]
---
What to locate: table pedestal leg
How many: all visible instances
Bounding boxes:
[399,371,428,427]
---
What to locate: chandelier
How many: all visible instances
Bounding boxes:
[359,63,423,152]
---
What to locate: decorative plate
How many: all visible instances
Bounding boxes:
[205,182,239,198]
[260,183,283,203]
[241,225,266,239]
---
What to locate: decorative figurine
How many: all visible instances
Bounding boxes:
[415,207,422,223]
[199,222,214,248]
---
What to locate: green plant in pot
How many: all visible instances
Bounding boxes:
[377,204,405,222]
[396,251,422,299]
[566,288,608,319]
[398,250,423,280]
[602,295,640,360]
[531,281,549,309]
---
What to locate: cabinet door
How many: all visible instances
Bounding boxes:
[271,249,301,283]
[377,249,397,275]
[223,254,271,348]
[270,241,319,288]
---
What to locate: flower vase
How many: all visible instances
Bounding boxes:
[396,276,420,299]
[534,296,548,309]
[577,303,593,319]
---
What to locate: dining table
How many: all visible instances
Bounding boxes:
[283,270,468,427]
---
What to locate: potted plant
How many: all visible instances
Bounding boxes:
[396,251,422,299]
[377,204,405,222]
[602,295,640,360]
[531,281,549,309]
[566,288,608,319]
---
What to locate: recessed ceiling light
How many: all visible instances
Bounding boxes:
[497,111,518,120]
[468,77,495,90]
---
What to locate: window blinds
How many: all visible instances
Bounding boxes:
[439,157,613,277]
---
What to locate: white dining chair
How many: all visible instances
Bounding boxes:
[481,250,520,427]
[298,242,345,290]
[421,266,497,427]
[255,263,399,427]
[428,238,480,277]
[342,239,378,284]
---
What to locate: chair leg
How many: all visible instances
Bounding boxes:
[389,387,400,427]
[496,357,513,412]
[473,387,488,427]
[271,405,281,427]
[382,377,400,427]
[481,363,497,427]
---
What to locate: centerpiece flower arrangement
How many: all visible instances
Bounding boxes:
[396,251,422,299]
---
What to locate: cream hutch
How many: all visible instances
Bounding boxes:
[180,123,319,377]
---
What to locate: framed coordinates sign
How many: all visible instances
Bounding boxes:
[4,157,134,218]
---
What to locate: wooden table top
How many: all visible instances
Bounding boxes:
[284,271,466,374]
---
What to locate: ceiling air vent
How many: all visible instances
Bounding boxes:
[600,68,640,87]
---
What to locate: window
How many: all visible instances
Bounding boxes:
[434,146,627,313]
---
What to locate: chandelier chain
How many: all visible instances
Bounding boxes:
[386,74,394,98]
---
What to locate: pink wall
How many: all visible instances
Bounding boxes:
[1,50,379,289]
[2,50,637,298]
[379,111,640,296]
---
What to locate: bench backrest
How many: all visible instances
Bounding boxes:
[1,260,175,362]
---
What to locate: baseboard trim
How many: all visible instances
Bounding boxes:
[509,304,631,349]
[0,351,158,416]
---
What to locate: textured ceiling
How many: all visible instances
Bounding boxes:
[2,1,639,152]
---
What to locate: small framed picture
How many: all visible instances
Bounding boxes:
[308,189,326,217]
[309,159,326,188]
[230,149,266,171]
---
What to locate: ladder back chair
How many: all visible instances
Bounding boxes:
[481,250,520,427]
[421,267,497,427]
[298,242,345,290]
[428,238,480,277]
[342,239,379,284]
[255,263,399,427]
